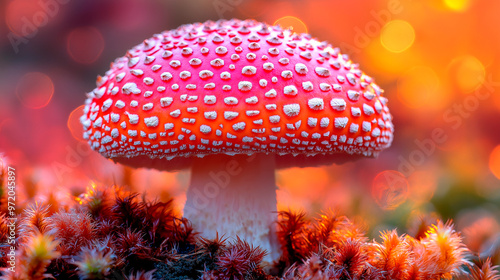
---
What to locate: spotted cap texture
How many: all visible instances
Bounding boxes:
[81,19,393,170]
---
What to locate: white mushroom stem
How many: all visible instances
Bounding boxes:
[183,153,281,265]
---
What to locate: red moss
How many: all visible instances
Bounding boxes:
[277,211,310,266]
[209,238,267,280]
[94,219,118,239]
[76,183,114,220]
[18,203,50,241]
[45,210,95,255]
[111,193,145,230]
[197,233,228,259]
[333,239,368,279]
[2,182,497,280]
[215,246,252,280]
[114,228,149,259]
[290,254,332,279]
[463,259,500,280]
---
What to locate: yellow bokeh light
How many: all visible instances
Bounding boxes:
[273,16,308,34]
[397,66,445,109]
[364,39,421,80]
[444,0,472,12]
[380,20,415,53]
[447,55,485,93]
[489,145,500,180]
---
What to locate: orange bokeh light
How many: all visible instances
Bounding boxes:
[489,145,500,180]
[380,20,415,53]
[397,66,447,110]
[16,72,54,109]
[365,41,421,81]
[68,105,86,142]
[67,27,105,64]
[372,170,409,210]
[447,55,485,93]
[273,16,308,34]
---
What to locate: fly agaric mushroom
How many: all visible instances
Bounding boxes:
[80,19,393,265]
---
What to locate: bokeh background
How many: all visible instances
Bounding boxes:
[1,0,499,263]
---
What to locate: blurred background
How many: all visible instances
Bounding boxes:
[0,0,499,262]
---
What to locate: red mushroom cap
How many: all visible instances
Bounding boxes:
[81,19,393,170]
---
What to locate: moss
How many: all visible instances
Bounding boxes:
[0,183,498,279]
